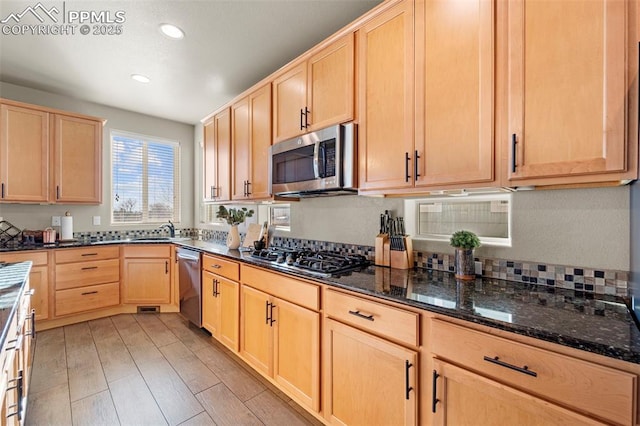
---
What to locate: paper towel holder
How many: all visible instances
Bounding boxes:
[60,211,75,242]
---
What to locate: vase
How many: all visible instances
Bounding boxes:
[454,248,475,280]
[226,225,241,249]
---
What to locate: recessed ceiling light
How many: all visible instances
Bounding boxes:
[131,74,150,83]
[159,23,184,40]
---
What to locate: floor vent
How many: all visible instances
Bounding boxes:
[137,306,160,314]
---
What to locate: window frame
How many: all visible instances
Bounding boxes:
[110,129,181,225]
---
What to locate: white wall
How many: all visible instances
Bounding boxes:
[0,82,196,231]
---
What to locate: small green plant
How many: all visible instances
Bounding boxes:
[216,206,254,225]
[450,230,480,250]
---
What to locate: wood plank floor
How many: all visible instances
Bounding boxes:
[26,313,323,426]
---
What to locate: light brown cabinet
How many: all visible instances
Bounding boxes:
[430,319,637,425]
[323,289,419,425]
[122,245,172,305]
[54,246,120,316]
[357,0,415,192]
[202,254,240,351]
[272,33,354,143]
[231,84,272,200]
[0,98,103,204]
[0,251,49,321]
[505,0,637,186]
[240,265,320,412]
[203,108,231,202]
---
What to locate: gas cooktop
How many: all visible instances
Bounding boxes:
[250,246,369,277]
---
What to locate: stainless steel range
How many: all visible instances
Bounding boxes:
[250,246,369,277]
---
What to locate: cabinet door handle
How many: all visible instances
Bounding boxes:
[81,253,98,257]
[246,181,251,196]
[56,185,60,199]
[304,107,310,128]
[210,186,215,199]
[265,301,271,325]
[483,356,537,377]
[405,360,413,400]
[432,370,440,413]
[1,183,4,198]
[414,150,420,181]
[28,309,36,339]
[165,261,169,274]
[348,310,374,321]
[269,303,276,326]
[24,289,35,297]
[404,152,410,183]
[81,291,98,296]
[511,133,517,173]
[6,372,23,421]
[300,108,305,130]
[81,266,98,271]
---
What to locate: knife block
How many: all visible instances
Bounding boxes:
[390,237,413,270]
[375,234,390,267]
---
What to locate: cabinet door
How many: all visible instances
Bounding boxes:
[201,270,218,334]
[417,0,494,187]
[239,285,272,376]
[29,265,49,321]
[248,84,272,200]
[357,0,415,191]
[204,108,231,201]
[123,258,171,304]
[307,33,354,131]
[324,318,417,426]
[0,104,49,202]
[202,118,217,201]
[432,359,604,425]
[218,277,239,352]
[507,0,627,183]
[232,97,251,200]
[273,297,320,412]
[272,62,307,143]
[52,114,102,203]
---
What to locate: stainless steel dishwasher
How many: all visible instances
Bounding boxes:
[176,247,202,327]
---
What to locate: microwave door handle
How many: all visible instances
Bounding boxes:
[313,141,321,179]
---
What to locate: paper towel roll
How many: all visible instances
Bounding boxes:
[61,215,73,240]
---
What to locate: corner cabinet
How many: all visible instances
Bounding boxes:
[0,98,103,204]
[272,33,354,143]
[202,108,231,202]
[505,0,638,186]
[122,245,172,305]
[231,84,272,201]
[202,254,240,352]
[240,265,321,413]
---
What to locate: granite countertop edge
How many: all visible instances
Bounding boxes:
[0,261,31,352]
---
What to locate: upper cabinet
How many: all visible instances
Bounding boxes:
[357,0,415,192]
[0,99,103,204]
[203,108,231,202]
[231,84,272,200]
[272,33,355,143]
[505,0,638,186]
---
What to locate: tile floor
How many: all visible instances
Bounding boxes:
[25,313,323,426]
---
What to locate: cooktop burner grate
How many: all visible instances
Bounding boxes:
[250,247,369,276]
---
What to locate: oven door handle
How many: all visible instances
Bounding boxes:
[313,141,321,179]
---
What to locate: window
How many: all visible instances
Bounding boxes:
[203,203,291,232]
[111,131,180,224]
[405,193,511,246]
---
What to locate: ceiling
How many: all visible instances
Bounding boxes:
[0,0,382,124]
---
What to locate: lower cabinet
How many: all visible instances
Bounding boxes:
[202,254,240,352]
[240,265,320,412]
[323,289,419,426]
[122,245,172,304]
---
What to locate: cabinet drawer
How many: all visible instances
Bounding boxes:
[241,265,319,310]
[0,251,48,266]
[123,245,171,258]
[55,246,119,263]
[55,282,120,316]
[431,319,637,425]
[55,258,120,290]
[203,255,239,281]
[325,289,418,347]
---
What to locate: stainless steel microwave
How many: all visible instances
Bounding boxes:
[269,123,357,197]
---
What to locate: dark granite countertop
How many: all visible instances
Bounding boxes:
[3,238,639,364]
[0,261,31,351]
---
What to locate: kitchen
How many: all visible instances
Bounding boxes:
[1,0,640,425]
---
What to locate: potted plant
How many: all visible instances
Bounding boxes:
[450,230,480,280]
[216,206,254,249]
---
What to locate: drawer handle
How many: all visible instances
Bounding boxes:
[24,289,35,297]
[81,253,99,256]
[81,266,98,271]
[432,370,440,413]
[211,264,222,269]
[81,291,98,296]
[348,310,374,321]
[405,360,413,400]
[483,356,537,377]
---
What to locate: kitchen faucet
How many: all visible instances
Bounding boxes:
[160,220,175,237]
